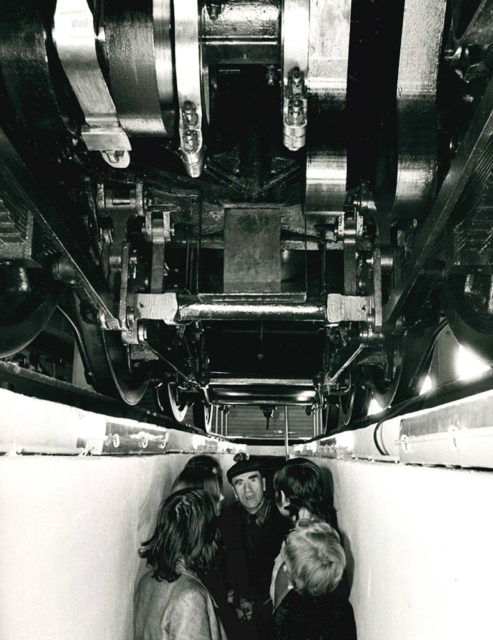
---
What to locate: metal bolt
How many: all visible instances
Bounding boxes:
[266,65,277,86]
[183,129,199,153]
[290,67,302,86]
[98,311,108,329]
[182,101,198,127]
[139,433,149,449]
[400,434,409,453]
[137,322,148,343]
[289,98,305,126]
[108,433,120,449]
[126,306,135,328]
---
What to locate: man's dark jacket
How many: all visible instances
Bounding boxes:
[218,497,290,604]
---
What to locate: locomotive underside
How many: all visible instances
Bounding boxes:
[0,0,492,432]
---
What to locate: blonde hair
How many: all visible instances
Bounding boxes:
[285,519,345,597]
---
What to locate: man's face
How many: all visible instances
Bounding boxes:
[232,471,266,514]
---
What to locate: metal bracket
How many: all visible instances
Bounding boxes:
[53,0,131,168]
[150,212,171,294]
[135,292,179,325]
[282,0,309,151]
[326,294,372,323]
[173,0,205,177]
[339,207,364,295]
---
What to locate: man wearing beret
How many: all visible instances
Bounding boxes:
[218,454,290,639]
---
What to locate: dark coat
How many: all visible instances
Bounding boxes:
[272,590,357,640]
[218,497,290,604]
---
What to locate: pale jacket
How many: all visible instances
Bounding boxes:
[134,568,228,640]
[269,541,294,610]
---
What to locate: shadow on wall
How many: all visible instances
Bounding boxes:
[319,464,354,594]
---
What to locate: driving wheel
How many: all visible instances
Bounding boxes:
[156,380,189,422]
[193,400,213,432]
[443,274,493,363]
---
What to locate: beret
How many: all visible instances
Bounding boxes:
[227,456,263,484]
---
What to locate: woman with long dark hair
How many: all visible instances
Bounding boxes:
[172,465,224,515]
[134,488,228,640]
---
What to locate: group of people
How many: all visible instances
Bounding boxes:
[134,453,357,640]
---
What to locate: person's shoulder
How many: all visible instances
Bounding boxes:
[176,572,207,591]
[312,592,357,634]
[171,573,211,604]
[134,570,174,617]
[279,589,303,608]
[322,592,354,613]
[324,594,357,637]
[163,575,224,638]
[276,591,356,639]
[273,590,301,629]
[278,591,351,620]
[135,569,157,598]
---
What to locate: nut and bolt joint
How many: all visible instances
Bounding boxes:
[288,98,305,126]
[183,129,199,153]
[182,101,199,127]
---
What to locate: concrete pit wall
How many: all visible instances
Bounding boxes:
[1,451,492,639]
[317,458,493,640]
[0,453,235,640]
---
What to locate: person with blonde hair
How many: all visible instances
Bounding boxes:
[270,459,345,611]
[272,520,356,640]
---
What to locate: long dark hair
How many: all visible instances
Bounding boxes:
[139,488,219,582]
[274,459,327,522]
[172,466,222,509]
[184,454,224,491]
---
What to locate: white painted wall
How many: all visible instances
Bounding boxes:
[2,448,491,640]
[318,458,493,640]
[0,453,235,640]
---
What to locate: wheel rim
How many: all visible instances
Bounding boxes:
[60,296,148,405]
[193,400,213,432]
[443,275,493,363]
[101,331,149,406]
[0,292,58,358]
[338,378,371,427]
[369,323,444,408]
[156,381,188,422]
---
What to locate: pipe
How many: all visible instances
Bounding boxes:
[177,301,326,321]
[284,405,289,458]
